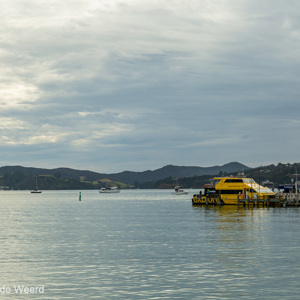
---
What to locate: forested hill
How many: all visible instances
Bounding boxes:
[0,162,249,185]
[108,162,250,184]
[0,162,298,190]
[144,162,300,189]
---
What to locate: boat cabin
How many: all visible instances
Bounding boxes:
[193,176,274,205]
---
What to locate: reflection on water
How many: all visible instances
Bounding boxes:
[0,190,299,299]
[192,205,300,299]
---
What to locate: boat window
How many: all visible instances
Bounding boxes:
[213,179,221,185]
[224,179,243,183]
[243,179,255,183]
[219,190,243,194]
[253,187,273,194]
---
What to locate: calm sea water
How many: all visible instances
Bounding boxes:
[0,189,299,299]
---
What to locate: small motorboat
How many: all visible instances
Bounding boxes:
[99,186,120,193]
[172,186,189,195]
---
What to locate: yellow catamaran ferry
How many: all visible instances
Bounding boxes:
[192,176,275,205]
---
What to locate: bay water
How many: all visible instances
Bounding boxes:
[0,189,299,299]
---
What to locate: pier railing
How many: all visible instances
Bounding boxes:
[237,194,300,207]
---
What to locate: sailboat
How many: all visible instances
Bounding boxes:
[31,176,42,193]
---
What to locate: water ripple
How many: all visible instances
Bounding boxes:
[0,190,299,299]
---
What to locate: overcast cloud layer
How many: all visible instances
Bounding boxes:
[0,0,299,173]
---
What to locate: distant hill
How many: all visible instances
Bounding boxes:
[0,162,298,190]
[0,162,250,185]
[146,162,300,189]
[0,166,103,181]
[105,162,250,184]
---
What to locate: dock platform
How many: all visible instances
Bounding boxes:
[237,194,300,207]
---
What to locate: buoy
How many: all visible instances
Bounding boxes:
[79,192,81,201]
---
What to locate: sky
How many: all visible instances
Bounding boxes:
[0,0,300,173]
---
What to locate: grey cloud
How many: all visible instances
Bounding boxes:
[0,0,299,172]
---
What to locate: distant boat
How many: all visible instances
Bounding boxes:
[99,186,120,193]
[172,186,189,195]
[172,177,189,195]
[31,176,42,193]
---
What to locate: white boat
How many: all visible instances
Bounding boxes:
[99,186,120,193]
[172,186,189,195]
[31,176,42,193]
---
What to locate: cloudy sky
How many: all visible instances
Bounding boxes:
[1,0,299,173]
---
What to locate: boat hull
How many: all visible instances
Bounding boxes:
[192,195,221,205]
[173,191,189,195]
[31,190,42,194]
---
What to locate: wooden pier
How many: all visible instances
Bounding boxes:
[237,194,300,208]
